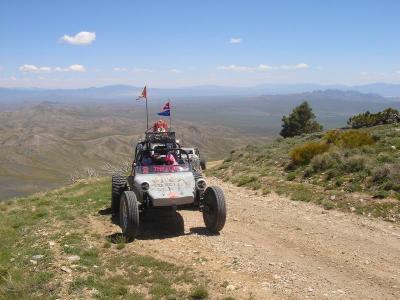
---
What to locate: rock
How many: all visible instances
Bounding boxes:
[308,287,314,292]
[9,258,15,262]
[67,255,80,262]
[30,259,37,265]
[48,241,55,247]
[330,195,336,201]
[273,274,281,280]
[350,207,356,212]
[32,254,44,260]
[61,266,72,273]
[226,284,236,291]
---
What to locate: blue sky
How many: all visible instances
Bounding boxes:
[1,0,400,88]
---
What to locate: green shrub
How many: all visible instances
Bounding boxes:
[389,165,400,185]
[342,155,367,172]
[190,286,208,299]
[303,166,314,178]
[286,173,296,181]
[326,169,340,180]
[348,108,400,128]
[234,175,258,187]
[321,199,335,210]
[291,185,313,202]
[324,130,341,144]
[338,130,375,149]
[377,154,395,163]
[290,142,329,165]
[371,165,391,183]
[311,152,335,171]
[262,187,272,195]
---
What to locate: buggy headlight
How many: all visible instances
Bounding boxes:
[141,182,150,191]
[196,179,207,190]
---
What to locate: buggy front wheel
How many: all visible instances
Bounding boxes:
[119,191,140,241]
[202,186,226,233]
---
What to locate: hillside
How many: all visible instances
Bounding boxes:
[208,123,400,222]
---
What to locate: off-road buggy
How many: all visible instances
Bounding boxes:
[111,131,226,241]
[181,147,207,170]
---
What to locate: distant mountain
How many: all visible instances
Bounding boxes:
[350,83,400,97]
[2,83,400,103]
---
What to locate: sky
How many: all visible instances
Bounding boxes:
[1,0,400,88]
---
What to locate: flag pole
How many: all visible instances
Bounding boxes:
[145,97,149,130]
[169,99,172,131]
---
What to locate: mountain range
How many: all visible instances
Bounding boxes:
[2,83,400,104]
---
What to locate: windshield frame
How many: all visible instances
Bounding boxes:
[134,147,192,174]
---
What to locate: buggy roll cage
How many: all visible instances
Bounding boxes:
[134,147,192,167]
[134,131,181,159]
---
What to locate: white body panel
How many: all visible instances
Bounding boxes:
[134,172,195,206]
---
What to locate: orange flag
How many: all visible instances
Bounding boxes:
[136,86,147,100]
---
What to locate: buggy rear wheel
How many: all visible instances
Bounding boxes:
[119,191,140,241]
[111,173,126,215]
[202,186,226,233]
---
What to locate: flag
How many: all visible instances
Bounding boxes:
[136,86,147,100]
[157,101,170,116]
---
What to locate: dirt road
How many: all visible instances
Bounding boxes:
[94,177,400,299]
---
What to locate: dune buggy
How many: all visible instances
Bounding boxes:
[111,131,226,241]
[181,147,207,170]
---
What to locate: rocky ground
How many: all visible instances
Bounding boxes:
[92,177,400,299]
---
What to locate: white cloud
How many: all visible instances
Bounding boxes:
[19,64,52,73]
[68,64,86,72]
[229,38,242,44]
[61,31,96,45]
[278,63,309,70]
[296,63,309,69]
[19,64,86,73]
[170,69,181,73]
[395,70,400,74]
[218,65,253,72]
[258,64,273,71]
[218,63,309,72]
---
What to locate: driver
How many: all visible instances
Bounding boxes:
[164,151,178,165]
[141,153,153,166]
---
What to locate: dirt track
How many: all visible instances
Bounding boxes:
[94,177,400,299]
